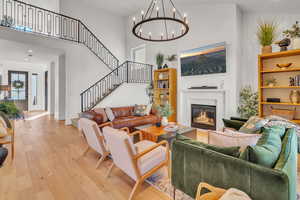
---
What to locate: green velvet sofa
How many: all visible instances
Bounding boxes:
[171,128,297,200]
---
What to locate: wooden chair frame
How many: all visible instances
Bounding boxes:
[0,119,15,161]
[195,182,226,200]
[106,127,170,200]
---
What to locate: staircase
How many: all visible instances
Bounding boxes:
[0,0,153,112]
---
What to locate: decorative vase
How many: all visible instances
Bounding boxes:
[268,83,275,87]
[261,45,272,54]
[289,90,300,104]
[161,116,168,126]
[163,64,168,69]
[292,38,300,49]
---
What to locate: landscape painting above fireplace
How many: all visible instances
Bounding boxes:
[180,42,226,76]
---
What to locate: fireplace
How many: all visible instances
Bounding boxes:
[191,104,216,130]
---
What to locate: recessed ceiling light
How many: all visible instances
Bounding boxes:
[28,49,33,53]
[24,58,29,61]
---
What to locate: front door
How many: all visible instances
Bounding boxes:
[8,71,29,111]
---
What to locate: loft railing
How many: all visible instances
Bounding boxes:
[0,0,119,70]
[81,61,153,112]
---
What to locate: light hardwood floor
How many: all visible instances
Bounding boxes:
[0,115,299,200]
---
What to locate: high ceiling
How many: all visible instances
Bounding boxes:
[81,0,300,16]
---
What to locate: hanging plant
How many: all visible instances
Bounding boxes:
[12,80,24,89]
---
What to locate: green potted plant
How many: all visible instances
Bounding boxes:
[264,77,277,87]
[257,21,278,54]
[237,86,258,118]
[0,15,13,27]
[0,102,21,119]
[283,21,300,50]
[155,103,173,126]
[156,53,164,69]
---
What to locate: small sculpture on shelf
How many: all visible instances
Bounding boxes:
[290,77,295,86]
[289,90,300,104]
[264,77,277,87]
[275,38,291,51]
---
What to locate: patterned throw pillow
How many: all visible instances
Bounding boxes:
[239,116,269,134]
[134,105,147,116]
[145,104,153,115]
[105,108,115,121]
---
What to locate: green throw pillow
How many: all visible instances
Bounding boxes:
[177,135,240,157]
[239,116,268,134]
[240,126,284,168]
[222,119,245,130]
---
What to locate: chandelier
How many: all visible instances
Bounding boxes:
[132,0,189,42]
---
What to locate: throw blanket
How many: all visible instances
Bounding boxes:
[220,188,251,200]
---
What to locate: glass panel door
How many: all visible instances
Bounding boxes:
[8,71,28,111]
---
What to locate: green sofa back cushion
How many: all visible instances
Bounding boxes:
[240,126,284,168]
[176,135,240,157]
[222,119,245,130]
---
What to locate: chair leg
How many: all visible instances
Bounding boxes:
[173,187,176,200]
[82,146,90,156]
[95,153,107,169]
[128,180,142,200]
[106,163,114,178]
[11,143,14,161]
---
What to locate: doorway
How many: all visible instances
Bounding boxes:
[45,71,48,111]
[8,70,29,111]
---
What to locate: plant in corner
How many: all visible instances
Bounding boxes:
[283,21,300,50]
[156,53,164,69]
[257,20,278,54]
[155,103,173,126]
[237,86,258,118]
[0,101,21,119]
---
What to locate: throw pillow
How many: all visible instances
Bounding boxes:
[145,104,153,115]
[239,116,268,134]
[209,130,261,151]
[240,126,284,168]
[105,108,115,121]
[177,135,240,157]
[133,104,147,116]
[93,108,108,122]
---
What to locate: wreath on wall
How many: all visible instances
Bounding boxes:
[12,80,24,89]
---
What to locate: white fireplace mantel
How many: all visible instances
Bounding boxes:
[180,89,226,130]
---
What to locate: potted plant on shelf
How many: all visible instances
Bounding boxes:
[257,21,278,54]
[237,86,258,118]
[155,103,173,126]
[283,21,300,50]
[264,77,277,87]
[156,53,164,70]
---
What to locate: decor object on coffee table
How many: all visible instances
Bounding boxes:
[237,86,258,118]
[155,103,173,126]
[257,20,277,54]
[283,21,300,50]
[154,68,177,122]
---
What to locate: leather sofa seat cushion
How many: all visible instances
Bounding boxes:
[80,110,104,125]
[111,107,134,118]
[112,115,159,129]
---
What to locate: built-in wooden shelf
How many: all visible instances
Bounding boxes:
[261,86,300,89]
[259,49,300,59]
[261,68,300,73]
[261,102,300,106]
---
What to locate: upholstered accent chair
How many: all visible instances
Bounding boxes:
[0,112,15,161]
[78,118,110,169]
[103,126,169,200]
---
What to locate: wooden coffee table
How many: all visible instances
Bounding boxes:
[135,124,197,143]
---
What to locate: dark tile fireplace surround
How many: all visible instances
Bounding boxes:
[191,104,216,130]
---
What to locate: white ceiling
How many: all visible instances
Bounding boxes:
[81,0,300,16]
[0,39,60,66]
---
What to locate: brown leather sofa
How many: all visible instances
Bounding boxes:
[80,106,160,130]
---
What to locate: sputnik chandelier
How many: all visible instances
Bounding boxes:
[132,0,189,42]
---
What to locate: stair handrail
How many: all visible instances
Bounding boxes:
[0,0,119,71]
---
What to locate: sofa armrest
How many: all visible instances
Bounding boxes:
[172,140,290,200]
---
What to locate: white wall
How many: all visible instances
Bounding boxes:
[126,3,242,121]
[241,13,300,90]
[20,0,60,12]
[0,60,48,111]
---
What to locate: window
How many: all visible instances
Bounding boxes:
[9,71,27,100]
[32,73,38,105]
[131,45,146,63]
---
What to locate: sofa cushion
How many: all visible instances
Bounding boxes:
[80,110,104,125]
[177,135,240,157]
[111,106,134,118]
[239,116,268,134]
[222,119,245,130]
[133,104,147,116]
[240,126,284,168]
[93,108,108,122]
[105,108,115,121]
[208,130,261,151]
